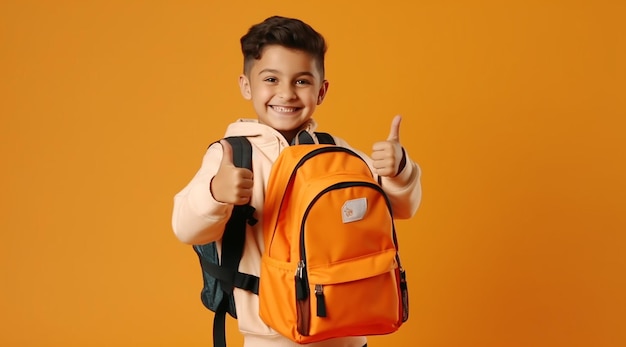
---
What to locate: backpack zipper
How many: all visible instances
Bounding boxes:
[295,260,308,300]
[315,284,327,317]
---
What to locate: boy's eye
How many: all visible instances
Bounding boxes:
[264,77,277,83]
[295,79,311,85]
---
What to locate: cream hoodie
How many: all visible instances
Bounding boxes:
[172,119,422,347]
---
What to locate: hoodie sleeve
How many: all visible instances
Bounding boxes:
[377,151,422,219]
[330,135,422,220]
[172,142,233,245]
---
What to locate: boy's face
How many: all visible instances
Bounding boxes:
[239,45,328,142]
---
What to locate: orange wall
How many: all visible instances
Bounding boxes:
[1,1,624,346]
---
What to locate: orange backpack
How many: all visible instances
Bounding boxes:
[259,134,409,343]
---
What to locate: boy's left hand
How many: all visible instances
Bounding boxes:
[371,115,404,177]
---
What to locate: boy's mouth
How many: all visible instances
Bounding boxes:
[270,105,301,113]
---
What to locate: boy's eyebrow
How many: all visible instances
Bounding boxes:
[258,68,315,77]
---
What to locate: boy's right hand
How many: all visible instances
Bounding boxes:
[210,140,253,205]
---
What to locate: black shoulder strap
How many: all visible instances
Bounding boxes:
[315,132,335,145]
[292,131,336,145]
[218,137,255,289]
[211,136,259,347]
[223,136,253,170]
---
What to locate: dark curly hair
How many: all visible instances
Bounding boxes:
[240,16,327,78]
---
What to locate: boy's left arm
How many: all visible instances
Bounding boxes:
[371,115,422,219]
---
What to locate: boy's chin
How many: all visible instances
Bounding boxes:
[267,119,308,132]
[281,124,308,135]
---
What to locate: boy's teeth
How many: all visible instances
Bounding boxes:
[273,106,296,112]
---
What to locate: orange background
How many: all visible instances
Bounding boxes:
[1,1,624,346]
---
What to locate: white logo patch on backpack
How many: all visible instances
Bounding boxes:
[342,197,367,223]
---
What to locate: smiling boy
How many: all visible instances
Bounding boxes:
[172,16,422,347]
[239,44,328,144]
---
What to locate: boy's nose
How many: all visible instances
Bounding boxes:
[277,84,296,100]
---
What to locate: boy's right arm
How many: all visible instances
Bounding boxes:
[172,141,253,245]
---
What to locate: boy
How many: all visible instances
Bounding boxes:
[172,15,422,347]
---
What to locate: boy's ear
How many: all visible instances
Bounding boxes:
[239,74,252,100]
[317,80,329,105]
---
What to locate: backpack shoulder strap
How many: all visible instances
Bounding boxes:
[206,136,259,347]
[314,132,336,145]
[215,136,258,295]
[291,131,336,145]
[223,136,253,170]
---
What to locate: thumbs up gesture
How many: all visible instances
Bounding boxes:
[371,115,405,177]
[210,140,254,205]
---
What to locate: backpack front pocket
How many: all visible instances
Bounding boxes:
[298,250,402,341]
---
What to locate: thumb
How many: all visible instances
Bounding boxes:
[387,115,402,142]
[219,139,234,166]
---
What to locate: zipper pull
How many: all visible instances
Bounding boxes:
[400,268,409,322]
[315,284,327,317]
[295,260,308,300]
